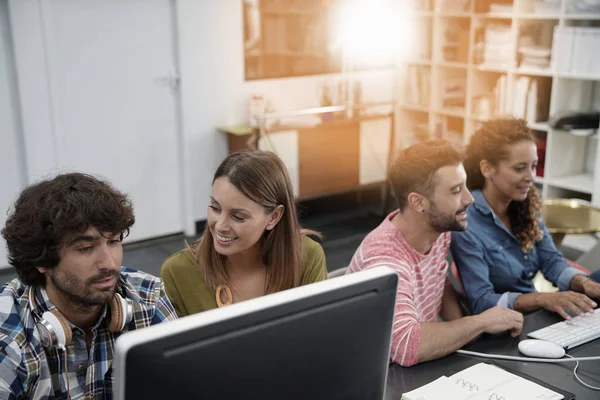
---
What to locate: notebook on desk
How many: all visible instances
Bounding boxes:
[401,362,574,400]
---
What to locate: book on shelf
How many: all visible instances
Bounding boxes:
[442,76,466,108]
[566,0,600,13]
[471,75,512,120]
[553,25,600,77]
[406,66,430,106]
[513,76,530,120]
[518,23,553,70]
[473,75,548,124]
[402,363,568,400]
[480,24,513,68]
[512,76,550,124]
[495,74,508,117]
[412,23,432,60]
[442,26,469,62]
[433,116,463,146]
[534,0,561,14]
[405,123,430,146]
[472,94,494,119]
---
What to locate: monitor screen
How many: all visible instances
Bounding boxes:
[114,267,397,400]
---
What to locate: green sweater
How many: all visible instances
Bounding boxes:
[160,236,328,317]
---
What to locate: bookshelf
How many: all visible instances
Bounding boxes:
[398,0,600,207]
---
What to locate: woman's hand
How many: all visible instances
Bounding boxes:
[538,291,597,320]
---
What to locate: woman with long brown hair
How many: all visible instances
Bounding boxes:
[161,150,327,316]
[451,118,600,319]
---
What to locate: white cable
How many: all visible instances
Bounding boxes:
[565,354,600,391]
[456,349,600,363]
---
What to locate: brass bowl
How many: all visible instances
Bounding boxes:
[542,199,600,234]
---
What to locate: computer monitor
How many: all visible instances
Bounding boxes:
[114,267,397,400]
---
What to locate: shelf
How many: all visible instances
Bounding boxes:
[473,64,510,73]
[435,108,466,118]
[262,51,325,58]
[564,14,600,21]
[557,73,600,81]
[261,8,320,16]
[478,13,513,19]
[513,67,554,77]
[400,104,430,113]
[528,122,549,131]
[414,11,434,17]
[436,61,469,69]
[515,14,560,20]
[407,60,432,66]
[472,118,549,130]
[545,174,594,195]
[471,115,491,122]
[435,11,472,18]
[534,176,544,185]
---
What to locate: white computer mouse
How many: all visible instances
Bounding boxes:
[518,339,566,359]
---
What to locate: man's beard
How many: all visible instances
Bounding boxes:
[50,270,118,311]
[428,202,468,233]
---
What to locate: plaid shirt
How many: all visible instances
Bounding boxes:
[0,268,177,399]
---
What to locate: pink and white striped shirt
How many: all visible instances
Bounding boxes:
[346,210,450,367]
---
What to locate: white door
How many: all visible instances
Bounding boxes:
[47,0,183,241]
[0,0,26,267]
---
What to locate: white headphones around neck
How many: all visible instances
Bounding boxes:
[34,292,133,349]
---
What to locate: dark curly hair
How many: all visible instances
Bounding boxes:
[390,140,463,211]
[1,173,135,286]
[464,118,543,252]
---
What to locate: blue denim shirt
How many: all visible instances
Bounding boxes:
[450,190,584,314]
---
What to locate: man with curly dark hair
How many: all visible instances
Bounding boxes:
[452,118,600,319]
[0,173,177,399]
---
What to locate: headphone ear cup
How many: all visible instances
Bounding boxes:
[40,310,72,348]
[108,293,132,332]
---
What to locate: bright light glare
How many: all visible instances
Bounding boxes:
[334,0,414,65]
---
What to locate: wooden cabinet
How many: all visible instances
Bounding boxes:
[297,120,360,197]
[226,114,393,199]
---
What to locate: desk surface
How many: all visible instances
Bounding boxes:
[385,309,600,400]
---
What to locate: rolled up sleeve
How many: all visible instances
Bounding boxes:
[536,220,585,290]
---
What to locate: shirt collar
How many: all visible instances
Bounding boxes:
[30,285,110,331]
[471,189,520,241]
[471,189,494,216]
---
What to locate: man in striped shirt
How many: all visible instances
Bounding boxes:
[0,173,177,399]
[347,140,523,367]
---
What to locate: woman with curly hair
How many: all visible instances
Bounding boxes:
[451,118,600,319]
